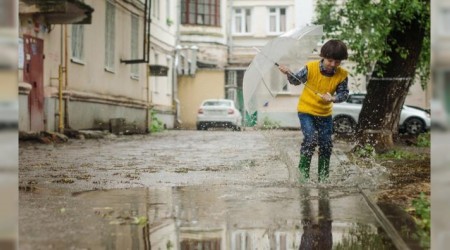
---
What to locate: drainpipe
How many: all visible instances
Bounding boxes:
[64,24,69,131]
[173,46,181,127]
[146,63,150,133]
[173,0,182,127]
[57,25,65,133]
[58,65,64,132]
[227,0,233,64]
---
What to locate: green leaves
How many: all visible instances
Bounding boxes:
[314,0,430,85]
[410,192,430,248]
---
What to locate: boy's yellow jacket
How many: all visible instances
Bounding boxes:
[297,61,348,116]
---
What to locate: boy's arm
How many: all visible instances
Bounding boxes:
[278,65,308,85]
[333,78,349,103]
[287,66,308,85]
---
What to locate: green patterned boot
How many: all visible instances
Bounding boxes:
[318,156,330,182]
[298,155,312,181]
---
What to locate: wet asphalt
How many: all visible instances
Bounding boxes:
[19,129,396,249]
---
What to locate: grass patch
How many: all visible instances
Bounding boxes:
[416,132,430,147]
[409,192,430,249]
[376,149,418,160]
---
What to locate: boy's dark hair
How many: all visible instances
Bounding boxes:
[320,39,348,60]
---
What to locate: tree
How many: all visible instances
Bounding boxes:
[315,0,430,152]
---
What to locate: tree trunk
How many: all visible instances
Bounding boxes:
[355,15,426,153]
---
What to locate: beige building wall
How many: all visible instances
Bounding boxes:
[66,0,147,100]
[404,80,431,109]
[0,72,17,101]
[18,0,149,132]
[178,70,225,129]
[19,0,147,101]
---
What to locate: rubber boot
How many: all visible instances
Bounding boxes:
[298,155,312,181]
[318,156,330,182]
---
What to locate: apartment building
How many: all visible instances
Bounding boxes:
[148,0,178,129]
[174,0,229,129]
[18,0,150,133]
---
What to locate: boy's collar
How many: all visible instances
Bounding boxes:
[319,59,337,75]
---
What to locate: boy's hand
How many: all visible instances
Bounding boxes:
[278,65,291,75]
[321,92,335,102]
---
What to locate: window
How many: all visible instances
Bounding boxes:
[233,8,251,34]
[130,14,139,78]
[166,0,170,21]
[275,232,287,250]
[181,0,221,26]
[153,53,159,93]
[268,7,286,33]
[71,25,84,61]
[105,0,115,71]
[152,0,160,20]
[232,231,251,249]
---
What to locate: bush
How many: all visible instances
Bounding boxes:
[150,110,165,133]
[261,117,281,130]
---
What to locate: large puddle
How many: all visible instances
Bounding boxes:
[20,185,397,249]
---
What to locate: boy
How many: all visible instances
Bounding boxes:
[278,39,349,182]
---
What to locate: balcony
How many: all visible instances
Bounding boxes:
[19,0,94,24]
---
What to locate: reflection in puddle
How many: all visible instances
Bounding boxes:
[299,188,332,249]
[68,186,396,249]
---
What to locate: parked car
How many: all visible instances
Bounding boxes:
[196,99,242,131]
[332,93,431,135]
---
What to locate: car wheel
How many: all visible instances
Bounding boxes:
[197,123,207,130]
[333,116,355,134]
[403,117,425,135]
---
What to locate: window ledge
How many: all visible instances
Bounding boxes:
[232,33,253,36]
[104,67,115,74]
[70,58,85,65]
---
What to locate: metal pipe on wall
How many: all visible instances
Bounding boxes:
[58,25,64,133]
[64,24,69,131]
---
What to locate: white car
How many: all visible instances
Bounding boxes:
[332,93,431,135]
[196,99,242,131]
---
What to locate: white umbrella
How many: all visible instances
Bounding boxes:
[243,25,323,118]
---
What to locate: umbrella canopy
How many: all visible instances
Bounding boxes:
[243,25,323,117]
